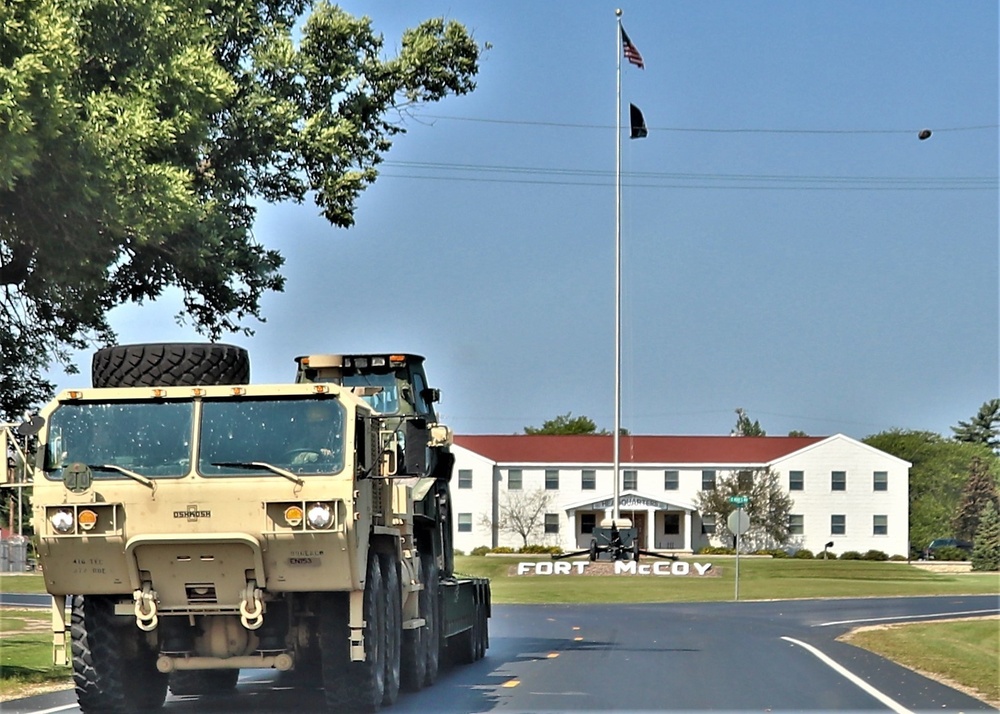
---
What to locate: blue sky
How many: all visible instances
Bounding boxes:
[50,1,998,440]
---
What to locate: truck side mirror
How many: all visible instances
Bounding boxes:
[401,419,428,476]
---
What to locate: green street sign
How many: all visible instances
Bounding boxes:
[728,495,749,505]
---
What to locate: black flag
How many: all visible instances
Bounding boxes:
[629,103,648,139]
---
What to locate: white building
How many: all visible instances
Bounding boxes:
[449,434,910,557]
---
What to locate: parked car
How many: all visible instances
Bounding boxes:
[922,537,973,560]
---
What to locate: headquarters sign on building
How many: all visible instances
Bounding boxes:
[449,434,910,557]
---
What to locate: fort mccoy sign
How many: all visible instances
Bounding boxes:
[515,560,715,576]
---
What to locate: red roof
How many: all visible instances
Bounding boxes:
[453,434,826,466]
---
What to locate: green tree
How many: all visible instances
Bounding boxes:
[1,0,481,420]
[952,456,1000,542]
[731,408,766,436]
[695,468,792,551]
[863,429,995,555]
[951,399,1000,452]
[524,413,605,435]
[970,500,999,572]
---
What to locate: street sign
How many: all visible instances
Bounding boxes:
[727,508,750,536]
[728,495,749,506]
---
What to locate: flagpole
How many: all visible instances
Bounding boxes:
[613,9,623,524]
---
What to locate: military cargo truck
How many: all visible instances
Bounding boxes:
[31,344,489,713]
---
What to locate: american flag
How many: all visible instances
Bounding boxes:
[621,26,644,69]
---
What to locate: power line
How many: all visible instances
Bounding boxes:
[380,160,997,191]
[417,114,999,136]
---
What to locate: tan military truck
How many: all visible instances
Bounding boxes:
[31,344,489,713]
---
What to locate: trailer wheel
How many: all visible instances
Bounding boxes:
[380,555,402,707]
[168,669,239,696]
[91,343,249,388]
[71,595,167,713]
[321,551,385,712]
[420,555,441,686]
[633,538,641,563]
[589,539,598,562]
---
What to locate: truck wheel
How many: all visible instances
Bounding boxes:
[420,555,441,687]
[400,613,425,692]
[168,669,239,696]
[91,343,249,388]
[380,555,402,706]
[71,595,167,713]
[321,551,385,712]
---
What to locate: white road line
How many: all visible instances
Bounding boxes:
[815,608,999,628]
[782,636,912,714]
[23,705,77,714]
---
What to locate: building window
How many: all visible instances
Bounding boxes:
[701,514,715,535]
[831,514,846,535]
[737,470,753,491]
[788,514,804,535]
[873,515,887,536]
[544,513,559,534]
[545,469,559,490]
[831,471,846,491]
[663,513,680,535]
[702,470,717,491]
[664,470,679,490]
[458,513,472,533]
[508,469,522,490]
[458,469,472,489]
[581,513,596,534]
[623,469,637,491]
[873,471,887,491]
[789,470,804,491]
[581,469,596,490]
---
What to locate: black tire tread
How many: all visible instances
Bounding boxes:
[168,669,240,696]
[91,343,249,388]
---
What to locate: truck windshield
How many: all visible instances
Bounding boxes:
[44,401,193,480]
[198,398,346,476]
[342,373,399,413]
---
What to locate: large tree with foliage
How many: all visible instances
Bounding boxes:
[695,468,792,551]
[731,407,766,437]
[863,429,996,555]
[951,399,1000,452]
[951,455,1000,542]
[524,412,604,436]
[970,500,999,572]
[0,0,480,419]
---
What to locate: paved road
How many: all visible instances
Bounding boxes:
[4,594,997,713]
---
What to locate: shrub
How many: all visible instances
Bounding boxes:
[839,550,863,560]
[519,544,564,555]
[698,546,735,555]
[889,554,907,561]
[818,551,836,560]
[862,549,889,561]
[491,546,515,554]
[470,546,491,556]
[453,549,465,557]
[934,545,969,561]
[792,548,814,559]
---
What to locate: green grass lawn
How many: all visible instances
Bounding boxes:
[455,555,1000,604]
[0,609,72,700]
[842,618,999,706]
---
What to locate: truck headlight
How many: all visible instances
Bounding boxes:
[50,509,74,533]
[306,503,333,529]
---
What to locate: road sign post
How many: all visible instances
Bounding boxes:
[727,505,751,601]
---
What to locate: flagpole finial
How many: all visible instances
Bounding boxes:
[615,8,622,17]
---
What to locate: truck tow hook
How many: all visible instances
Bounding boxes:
[240,582,264,630]
[133,586,159,631]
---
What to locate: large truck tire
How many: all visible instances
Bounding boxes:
[420,555,441,687]
[380,555,402,707]
[321,551,385,712]
[91,343,249,388]
[168,669,239,696]
[71,595,167,713]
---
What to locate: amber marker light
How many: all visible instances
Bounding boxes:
[78,509,98,531]
[284,506,304,527]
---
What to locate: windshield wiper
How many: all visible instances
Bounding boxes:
[211,461,304,486]
[88,464,155,489]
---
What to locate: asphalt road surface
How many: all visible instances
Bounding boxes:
[5,594,998,713]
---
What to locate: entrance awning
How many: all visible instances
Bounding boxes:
[563,490,696,513]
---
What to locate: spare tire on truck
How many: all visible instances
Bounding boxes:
[92,343,249,388]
